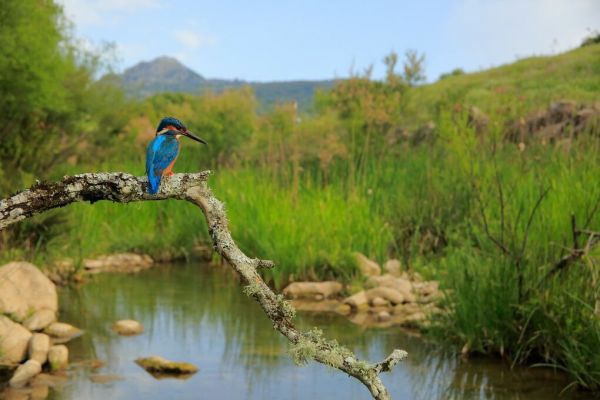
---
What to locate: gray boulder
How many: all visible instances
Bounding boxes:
[282,281,343,299]
[44,322,83,344]
[28,333,50,364]
[84,253,153,273]
[9,360,41,388]
[112,320,144,336]
[0,316,32,364]
[383,259,402,276]
[353,252,381,277]
[0,262,57,327]
[48,345,69,371]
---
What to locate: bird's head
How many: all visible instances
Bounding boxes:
[155,116,207,145]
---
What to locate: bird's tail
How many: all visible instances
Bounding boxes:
[147,173,161,194]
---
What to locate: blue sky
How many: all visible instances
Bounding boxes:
[59,0,600,82]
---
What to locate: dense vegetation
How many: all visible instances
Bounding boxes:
[1,0,599,393]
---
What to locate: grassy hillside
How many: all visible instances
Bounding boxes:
[404,44,600,127]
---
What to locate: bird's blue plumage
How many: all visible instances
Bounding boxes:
[146,132,180,194]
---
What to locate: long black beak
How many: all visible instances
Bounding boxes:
[182,130,207,145]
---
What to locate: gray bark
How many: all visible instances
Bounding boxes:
[0,172,407,399]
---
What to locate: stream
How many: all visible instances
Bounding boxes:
[47,262,586,400]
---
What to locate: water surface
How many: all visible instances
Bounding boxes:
[38,263,586,400]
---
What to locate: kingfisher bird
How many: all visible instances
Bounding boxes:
[146,117,207,194]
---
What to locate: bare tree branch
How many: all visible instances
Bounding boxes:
[538,229,600,286]
[0,172,406,400]
[519,186,550,257]
[474,187,511,257]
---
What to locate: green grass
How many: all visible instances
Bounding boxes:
[404,44,600,128]
[212,168,394,286]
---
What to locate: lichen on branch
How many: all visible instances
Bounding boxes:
[0,172,407,400]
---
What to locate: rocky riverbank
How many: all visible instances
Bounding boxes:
[0,262,82,393]
[42,244,213,285]
[283,252,444,330]
[0,259,200,397]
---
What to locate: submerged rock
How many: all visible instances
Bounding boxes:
[31,372,69,390]
[135,356,198,378]
[9,360,42,388]
[112,320,144,336]
[353,252,381,277]
[89,374,124,384]
[0,262,58,325]
[0,316,32,364]
[72,359,106,371]
[2,385,49,400]
[282,281,343,299]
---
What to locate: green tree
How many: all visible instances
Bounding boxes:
[0,0,128,194]
[0,0,128,256]
[402,49,426,86]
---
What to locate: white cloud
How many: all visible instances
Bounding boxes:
[58,0,162,26]
[173,30,216,50]
[443,0,600,71]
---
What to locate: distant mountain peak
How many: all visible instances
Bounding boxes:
[116,56,336,111]
[133,56,198,73]
[122,56,205,94]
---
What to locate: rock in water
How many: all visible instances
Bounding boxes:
[112,320,144,336]
[0,316,32,364]
[0,262,58,326]
[28,333,50,364]
[135,356,198,378]
[9,360,42,388]
[343,290,369,310]
[48,345,69,371]
[83,253,153,273]
[44,322,83,344]
[89,374,124,384]
[282,281,343,299]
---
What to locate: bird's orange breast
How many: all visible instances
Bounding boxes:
[161,140,181,176]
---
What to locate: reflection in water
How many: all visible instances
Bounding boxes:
[31,263,583,400]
